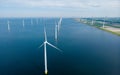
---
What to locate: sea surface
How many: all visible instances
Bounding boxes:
[0,18,120,75]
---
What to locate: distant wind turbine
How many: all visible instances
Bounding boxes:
[103,18,105,28]
[57,17,62,32]
[55,21,58,42]
[91,18,94,25]
[36,18,38,24]
[23,19,25,28]
[39,26,62,75]
[7,20,10,32]
[31,19,33,25]
[55,17,63,42]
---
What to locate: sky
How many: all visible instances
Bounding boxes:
[0,0,120,17]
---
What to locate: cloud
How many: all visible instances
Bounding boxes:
[87,2,100,7]
[106,1,120,8]
[0,0,119,17]
[0,0,100,8]
[0,0,119,9]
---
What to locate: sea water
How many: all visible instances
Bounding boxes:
[0,18,120,75]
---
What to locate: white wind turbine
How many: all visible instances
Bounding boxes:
[57,17,62,32]
[54,18,63,42]
[55,21,58,42]
[23,19,25,28]
[7,20,10,32]
[39,26,62,75]
[31,19,33,25]
[103,18,105,28]
[91,18,94,25]
[36,18,38,24]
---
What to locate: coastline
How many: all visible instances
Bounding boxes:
[74,18,120,36]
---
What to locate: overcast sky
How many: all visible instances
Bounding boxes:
[0,0,120,17]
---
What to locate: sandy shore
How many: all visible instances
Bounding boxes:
[74,18,120,36]
[103,26,120,32]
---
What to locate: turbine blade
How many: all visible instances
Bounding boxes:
[47,42,62,52]
[59,17,62,25]
[44,26,47,41]
[38,43,44,48]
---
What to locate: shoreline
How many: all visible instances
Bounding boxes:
[74,18,120,36]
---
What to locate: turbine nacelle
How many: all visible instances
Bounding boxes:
[41,41,62,52]
[44,41,47,44]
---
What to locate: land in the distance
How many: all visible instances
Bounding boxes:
[75,17,120,36]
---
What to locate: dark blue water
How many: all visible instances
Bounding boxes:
[0,18,120,75]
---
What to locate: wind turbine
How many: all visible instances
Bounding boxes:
[57,17,62,32]
[55,17,62,42]
[55,21,58,42]
[7,20,10,32]
[103,18,105,28]
[36,18,38,24]
[23,19,25,28]
[91,18,94,25]
[31,19,33,25]
[39,26,62,75]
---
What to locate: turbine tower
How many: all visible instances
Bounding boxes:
[36,18,38,24]
[7,20,10,32]
[23,19,25,28]
[55,21,58,42]
[31,19,33,25]
[39,26,62,75]
[57,17,62,32]
[103,18,105,28]
[91,18,94,25]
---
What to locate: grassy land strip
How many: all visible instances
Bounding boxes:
[74,18,120,36]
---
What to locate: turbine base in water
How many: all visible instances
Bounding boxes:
[45,70,48,75]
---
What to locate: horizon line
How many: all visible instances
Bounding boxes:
[0,16,120,18]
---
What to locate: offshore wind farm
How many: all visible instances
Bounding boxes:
[0,0,120,75]
[0,17,120,75]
